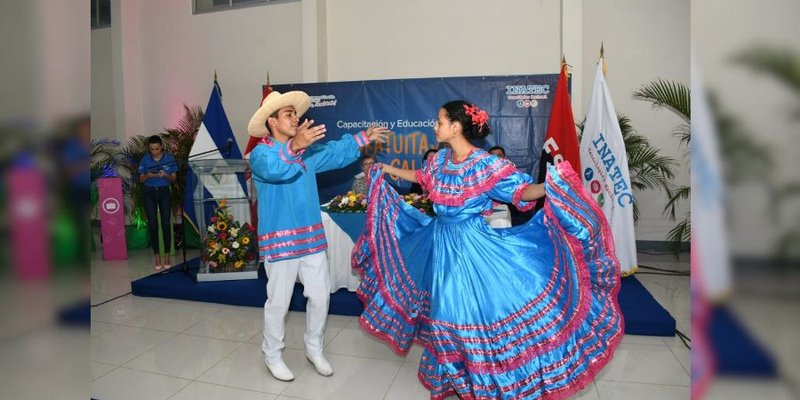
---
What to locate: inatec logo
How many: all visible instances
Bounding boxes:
[103,198,120,214]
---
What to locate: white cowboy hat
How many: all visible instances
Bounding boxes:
[247,90,311,138]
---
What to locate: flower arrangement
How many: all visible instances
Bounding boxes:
[327,191,367,212]
[326,191,434,216]
[201,199,258,272]
[403,193,435,216]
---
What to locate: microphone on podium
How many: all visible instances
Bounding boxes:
[224,138,234,156]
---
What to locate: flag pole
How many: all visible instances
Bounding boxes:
[214,70,222,98]
[263,70,272,100]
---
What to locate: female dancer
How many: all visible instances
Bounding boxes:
[353,100,623,399]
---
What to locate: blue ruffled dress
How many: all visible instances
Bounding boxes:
[352,149,623,400]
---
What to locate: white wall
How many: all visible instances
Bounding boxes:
[582,0,690,241]
[325,0,562,81]
[1,1,90,130]
[38,0,91,128]
[0,2,38,125]
[693,0,800,257]
[94,0,690,243]
[92,28,117,141]
[139,0,302,144]
[97,0,303,146]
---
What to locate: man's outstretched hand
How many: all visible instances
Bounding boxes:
[291,119,327,152]
[365,125,389,144]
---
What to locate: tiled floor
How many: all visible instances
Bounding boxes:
[91,249,692,399]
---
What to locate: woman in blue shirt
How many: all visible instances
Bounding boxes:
[138,135,177,271]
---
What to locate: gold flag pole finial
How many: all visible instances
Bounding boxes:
[561,54,573,72]
[214,69,218,82]
[600,42,607,75]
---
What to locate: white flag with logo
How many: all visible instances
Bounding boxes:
[579,59,638,274]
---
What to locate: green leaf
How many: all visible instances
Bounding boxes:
[666,215,691,251]
[663,185,690,221]
[632,79,690,122]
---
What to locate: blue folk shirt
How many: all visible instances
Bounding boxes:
[251,131,369,262]
[138,153,178,187]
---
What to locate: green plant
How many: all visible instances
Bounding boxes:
[578,114,678,223]
[90,138,123,208]
[633,79,690,249]
[90,138,121,173]
[161,105,204,228]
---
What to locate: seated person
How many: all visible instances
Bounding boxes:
[487,145,534,226]
[488,145,506,158]
[349,155,376,195]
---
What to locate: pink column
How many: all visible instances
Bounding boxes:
[7,168,51,280]
[98,177,127,260]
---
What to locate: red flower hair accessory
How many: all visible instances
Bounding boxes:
[463,104,489,130]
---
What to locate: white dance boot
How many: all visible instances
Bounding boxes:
[306,353,334,376]
[265,359,295,381]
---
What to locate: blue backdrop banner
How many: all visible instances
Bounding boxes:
[273,74,559,202]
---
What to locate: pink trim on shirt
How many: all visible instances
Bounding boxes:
[258,222,324,242]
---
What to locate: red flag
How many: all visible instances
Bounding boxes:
[244,81,272,156]
[534,62,579,213]
[539,62,580,176]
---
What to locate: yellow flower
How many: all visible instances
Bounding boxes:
[218,199,227,208]
[234,260,244,270]
[348,194,357,203]
[216,221,228,231]
[242,237,250,245]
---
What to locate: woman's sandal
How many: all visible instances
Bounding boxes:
[154,264,163,272]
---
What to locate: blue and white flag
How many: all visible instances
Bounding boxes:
[579,59,638,274]
[183,80,247,236]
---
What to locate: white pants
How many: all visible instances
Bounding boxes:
[262,251,331,363]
